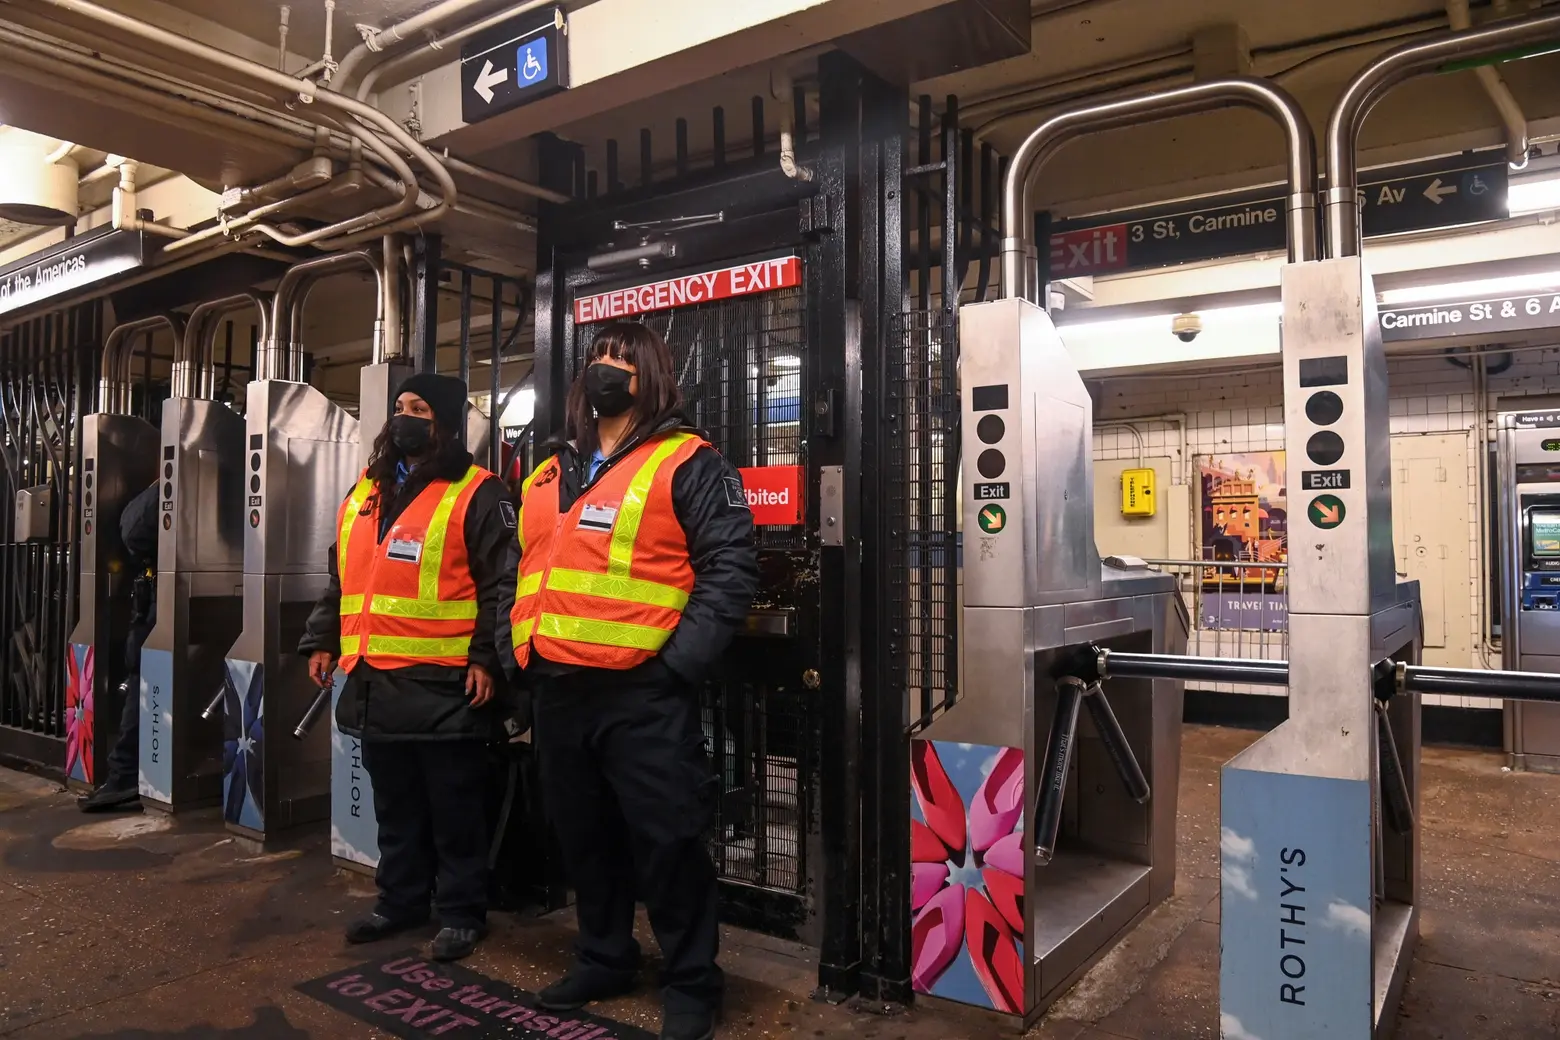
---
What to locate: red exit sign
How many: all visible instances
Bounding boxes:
[738,465,803,526]
[1048,224,1129,277]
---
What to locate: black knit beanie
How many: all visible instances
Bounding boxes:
[395,372,467,435]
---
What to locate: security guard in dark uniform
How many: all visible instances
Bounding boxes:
[79,479,159,813]
[502,322,758,1040]
[300,373,520,963]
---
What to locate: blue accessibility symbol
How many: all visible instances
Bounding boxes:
[518,37,548,85]
[1464,171,1490,196]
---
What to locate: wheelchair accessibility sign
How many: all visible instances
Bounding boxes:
[460,6,569,124]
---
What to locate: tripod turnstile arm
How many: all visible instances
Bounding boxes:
[1081,682,1152,805]
[1035,677,1086,866]
[293,684,332,739]
[199,686,226,721]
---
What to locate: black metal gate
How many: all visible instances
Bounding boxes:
[0,303,102,769]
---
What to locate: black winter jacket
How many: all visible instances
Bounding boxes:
[297,449,521,742]
[498,416,759,689]
[120,482,160,673]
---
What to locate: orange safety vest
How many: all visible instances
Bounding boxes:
[510,432,705,670]
[337,464,489,671]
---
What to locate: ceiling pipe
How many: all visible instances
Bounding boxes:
[1001,77,1318,303]
[331,0,500,91]
[1326,8,1560,257]
[20,0,457,249]
[1446,0,1531,169]
[770,67,813,182]
[1,8,563,211]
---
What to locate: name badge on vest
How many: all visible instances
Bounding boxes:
[387,538,423,563]
[578,504,617,533]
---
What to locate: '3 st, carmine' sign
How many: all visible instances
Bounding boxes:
[574,256,802,324]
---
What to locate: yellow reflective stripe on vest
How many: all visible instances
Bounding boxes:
[607,433,695,577]
[546,567,689,611]
[512,617,535,644]
[368,595,480,620]
[340,635,362,656]
[420,466,481,601]
[538,613,673,652]
[363,634,472,659]
[517,571,542,598]
[340,594,365,616]
[338,477,374,580]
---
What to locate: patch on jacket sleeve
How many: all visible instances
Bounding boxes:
[499,501,518,529]
[724,475,749,510]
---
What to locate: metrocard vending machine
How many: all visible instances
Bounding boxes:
[1499,409,1560,772]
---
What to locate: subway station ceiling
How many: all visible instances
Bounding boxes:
[1,0,1557,258]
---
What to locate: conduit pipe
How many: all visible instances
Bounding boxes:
[771,68,813,182]
[382,234,403,362]
[1447,0,1530,168]
[177,294,270,399]
[99,314,183,414]
[21,0,456,250]
[1325,8,1560,257]
[331,0,498,91]
[1001,77,1317,303]
[265,250,384,380]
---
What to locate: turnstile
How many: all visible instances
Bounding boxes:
[221,255,365,842]
[908,88,1214,1006]
[138,295,263,812]
[66,316,173,791]
[914,295,1187,1025]
[1499,408,1560,772]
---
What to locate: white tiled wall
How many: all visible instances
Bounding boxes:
[1090,347,1560,711]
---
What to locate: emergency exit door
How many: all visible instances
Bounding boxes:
[1391,432,1473,669]
[567,252,818,938]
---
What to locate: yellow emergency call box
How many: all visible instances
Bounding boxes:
[1121,468,1156,517]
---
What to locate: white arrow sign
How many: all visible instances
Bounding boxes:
[1423,177,1458,205]
[472,60,508,104]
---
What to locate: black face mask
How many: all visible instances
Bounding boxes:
[389,414,433,457]
[584,363,635,418]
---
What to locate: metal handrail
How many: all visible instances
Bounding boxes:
[1325,10,1560,256]
[1001,77,1318,301]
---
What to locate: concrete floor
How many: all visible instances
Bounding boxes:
[1,725,1558,1039]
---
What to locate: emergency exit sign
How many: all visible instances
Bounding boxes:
[574,256,802,324]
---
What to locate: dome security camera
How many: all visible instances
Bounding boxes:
[1172,313,1203,343]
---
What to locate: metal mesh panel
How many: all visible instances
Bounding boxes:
[572,284,807,550]
[889,310,960,733]
[0,306,95,746]
[701,680,808,893]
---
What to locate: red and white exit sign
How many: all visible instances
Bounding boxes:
[574,256,802,324]
[738,465,803,527]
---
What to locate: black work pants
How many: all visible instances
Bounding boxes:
[535,668,722,1015]
[362,739,491,929]
[105,614,154,788]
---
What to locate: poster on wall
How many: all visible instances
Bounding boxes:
[1198,451,1288,631]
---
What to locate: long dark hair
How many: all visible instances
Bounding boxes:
[565,322,684,457]
[361,417,469,513]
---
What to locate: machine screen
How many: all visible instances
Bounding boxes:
[1531,511,1560,558]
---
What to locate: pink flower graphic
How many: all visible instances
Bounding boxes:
[909,741,1025,1014]
[65,645,94,785]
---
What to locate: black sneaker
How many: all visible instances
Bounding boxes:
[661,1008,717,1040]
[430,925,486,962]
[536,971,636,1011]
[78,782,141,813]
[344,912,428,944]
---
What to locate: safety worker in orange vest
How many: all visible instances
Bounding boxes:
[299,373,521,964]
[501,323,758,1040]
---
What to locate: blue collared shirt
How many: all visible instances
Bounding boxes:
[585,450,607,485]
